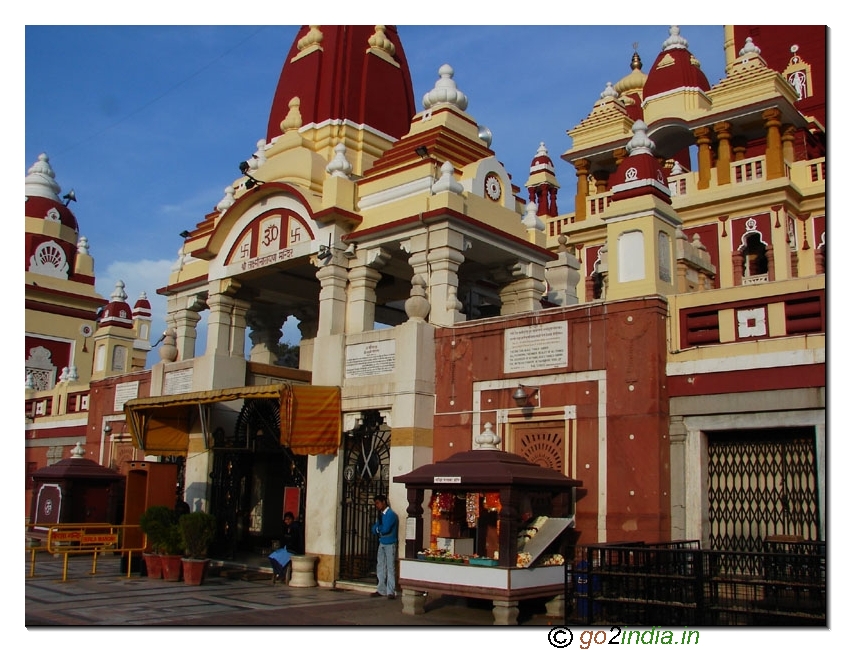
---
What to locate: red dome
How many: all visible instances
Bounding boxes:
[643,27,711,102]
[99,281,134,329]
[133,292,152,319]
[529,143,555,173]
[609,121,671,204]
[266,25,416,143]
[25,195,79,232]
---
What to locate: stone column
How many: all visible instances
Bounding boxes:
[292,305,318,372]
[173,309,202,361]
[548,186,559,215]
[230,298,249,359]
[732,248,744,286]
[247,305,288,364]
[426,245,466,326]
[694,126,713,189]
[585,273,597,302]
[766,245,776,281]
[573,158,590,221]
[594,170,610,194]
[669,417,688,540]
[315,261,348,336]
[763,108,784,180]
[195,280,247,389]
[497,261,546,315]
[544,246,581,307]
[167,291,207,361]
[732,137,747,161]
[613,148,628,167]
[346,247,390,334]
[714,121,732,185]
[781,123,797,163]
[205,292,237,357]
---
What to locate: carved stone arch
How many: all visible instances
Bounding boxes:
[29,240,70,279]
[201,182,318,262]
[739,230,769,277]
[205,186,320,281]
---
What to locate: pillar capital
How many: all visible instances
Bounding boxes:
[713,121,732,138]
[693,126,712,143]
[762,107,782,126]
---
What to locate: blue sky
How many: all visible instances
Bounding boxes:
[24,22,729,360]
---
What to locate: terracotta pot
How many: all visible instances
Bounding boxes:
[161,554,183,582]
[182,558,209,586]
[143,553,162,579]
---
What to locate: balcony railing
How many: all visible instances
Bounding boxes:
[741,273,769,286]
[732,156,765,184]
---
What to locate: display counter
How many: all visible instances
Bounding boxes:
[394,441,582,625]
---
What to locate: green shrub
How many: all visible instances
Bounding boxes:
[139,505,179,554]
[178,511,217,559]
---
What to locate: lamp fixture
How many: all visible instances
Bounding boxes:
[415,145,429,159]
[342,242,357,259]
[511,384,539,408]
[62,190,77,207]
[103,423,112,435]
[315,233,332,261]
[179,230,191,239]
[238,161,265,189]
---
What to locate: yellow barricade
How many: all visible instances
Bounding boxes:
[25,522,147,582]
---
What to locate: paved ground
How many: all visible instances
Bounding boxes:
[24,551,563,630]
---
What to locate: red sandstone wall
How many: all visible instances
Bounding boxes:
[433,297,671,545]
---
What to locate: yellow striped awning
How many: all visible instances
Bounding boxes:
[124,384,341,456]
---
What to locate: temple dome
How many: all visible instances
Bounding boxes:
[643,26,711,102]
[265,25,416,143]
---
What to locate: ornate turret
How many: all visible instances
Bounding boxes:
[601,121,681,301]
[525,142,560,217]
[609,120,672,204]
[263,25,416,179]
[642,26,712,123]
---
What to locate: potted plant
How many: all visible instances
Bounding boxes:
[138,505,183,581]
[159,518,184,582]
[178,511,217,585]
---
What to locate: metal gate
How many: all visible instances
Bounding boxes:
[338,411,390,581]
[209,399,307,559]
[707,427,820,552]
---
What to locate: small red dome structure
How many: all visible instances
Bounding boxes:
[643,26,711,102]
[99,280,134,329]
[609,120,672,204]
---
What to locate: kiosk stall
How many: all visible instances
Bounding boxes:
[394,425,582,625]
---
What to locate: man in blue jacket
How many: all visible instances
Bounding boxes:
[370,494,398,599]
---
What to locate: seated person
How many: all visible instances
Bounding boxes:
[281,511,304,555]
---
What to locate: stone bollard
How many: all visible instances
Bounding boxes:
[288,555,318,588]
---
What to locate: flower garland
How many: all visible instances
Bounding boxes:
[430,491,456,513]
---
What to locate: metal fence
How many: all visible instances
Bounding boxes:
[566,540,825,626]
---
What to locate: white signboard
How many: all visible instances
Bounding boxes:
[113,381,139,412]
[163,368,194,395]
[504,322,568,373]
[345,340,396,378]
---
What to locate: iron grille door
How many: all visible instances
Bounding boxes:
[708,428,820,552]
[209,399,307,558]
[338,411,390,581]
